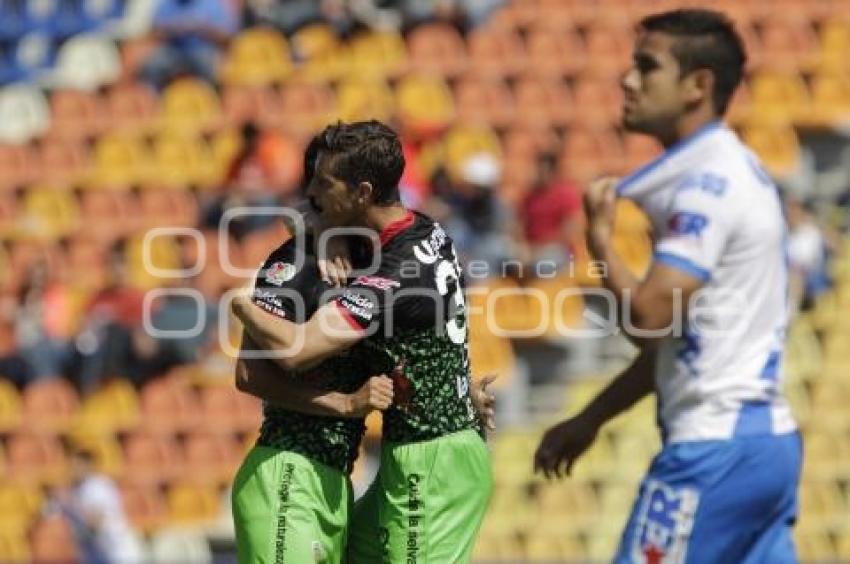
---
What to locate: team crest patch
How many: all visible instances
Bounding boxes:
[630,479,699,564]
[265,262,296,286]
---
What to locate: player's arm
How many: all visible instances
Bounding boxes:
[232,297,365,371]
[584,178,712,346]
[534,349,656,479]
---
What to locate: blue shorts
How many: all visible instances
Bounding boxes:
[616,432,802,564]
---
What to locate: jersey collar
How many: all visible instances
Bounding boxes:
[378,210,415,246]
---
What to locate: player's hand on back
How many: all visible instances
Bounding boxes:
[583,176,619,255]
[471,374,498,432]
[317,234,353,288]
[533,414,599,480]
[348,375,394,418]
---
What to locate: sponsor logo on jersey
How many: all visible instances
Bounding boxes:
[264,262,296,286]
[668,212,709,237]
[631,479,699,564]
[353,275,400,290]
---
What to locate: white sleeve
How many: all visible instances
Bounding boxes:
[653,186,733,282]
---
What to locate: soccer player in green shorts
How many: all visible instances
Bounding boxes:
[231,135,395,563]
[232,121,494,563]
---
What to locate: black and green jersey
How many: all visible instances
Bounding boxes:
[336,211,479,443]
[251,237,371,474]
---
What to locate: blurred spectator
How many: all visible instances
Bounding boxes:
[401,0,468,33]
[517,153,583,275]
[243,0,354,36]
[15,258,75,383]
[785,193,837,312]
[46,446,143,564]
[435,152,514,274]
[203,121,300,238]
[138,0,237,90]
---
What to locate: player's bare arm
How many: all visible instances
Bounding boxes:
[235,331,392,418]
[584,177,705,345]
[232,297,364,370]
[534,350,656,479]
[470,374,498,432]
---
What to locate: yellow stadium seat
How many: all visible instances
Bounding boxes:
[396,73,456,138]
[167,483,220,525]
[0,527,30,562]
[125,232,181,291]
[68,433,124,478]
[151,132,216,189]
[748,71,811,126]
[88,133,151,188]
[741,124,801,178]
[527,273,586,338]
[347,31,408,79]
[467,286,517,387]
[22,378,80,434]
[0,380,22,433]
[211,127,242,181]
[441,123,502,184]
[221,27,293,86]
[334,78,396,123]
[20,186,80,240]
[160,78,221,134]
[796,531,836,562]
[292,23,346,82]
[810,72,850,126]
[816,18,850,73]
[524,530,585,561]
[0,483,43,531]
[74,378,140,434]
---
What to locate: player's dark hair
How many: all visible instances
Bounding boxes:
[639,9,746,115]
[313,120,405,205]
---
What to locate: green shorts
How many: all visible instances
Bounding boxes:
[232,446,352,563]
[348,429,493,563]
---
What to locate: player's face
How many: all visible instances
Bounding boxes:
[621,32,688,136]
[305,152,364,227]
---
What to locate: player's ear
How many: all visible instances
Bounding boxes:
[357,181,374,205]
[683,68,714,108]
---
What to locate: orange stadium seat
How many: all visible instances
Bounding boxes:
[276,81,336,138]
[47,89,106,141]
[348,31,409,78]
[467,28,526,78]
[167,483,220,525]
[502,126,559,163]
[22,378,80,434]
[559,127,624,185]
[137,188,200,229]
[524,27,587,79]
[38,139,90,188]
[0,380,22,432]
[119,483,169,533]
[622,134,662,175]
[334,77,396,123]
[6,432,68,485]
[395,73,456,138]
[748,71,811,125]
[88,133,151,188]
[221,27,293,86]
[201,385,257,435]
[122,431,185,486]
[183,432,242,486]
[571,74,623,129]
[0,144,38,191]
[455,75,516,128]
[513,76,575,128]
[77,188,140,243]
[140,377,202,434]
[222,85,266,127]
[758,16,819,72]
[30,515,78,562]
[160,78,222,134]
[741,123,801,178]
[583,20,633,78]
[106,82,160,136]
[408,23,468,77]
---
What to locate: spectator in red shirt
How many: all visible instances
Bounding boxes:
[518,153,583,276]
